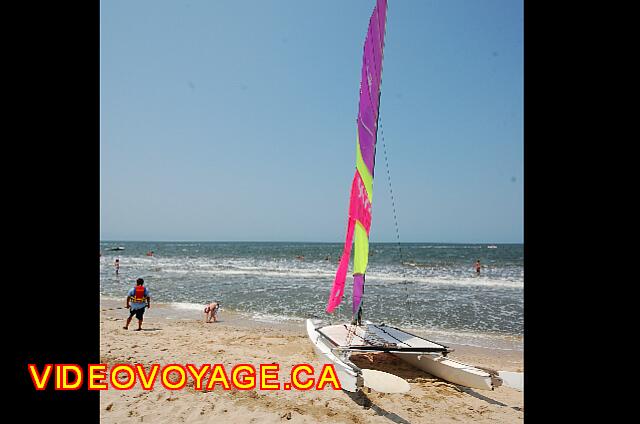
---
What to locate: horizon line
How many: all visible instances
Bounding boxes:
[99,239,523,244]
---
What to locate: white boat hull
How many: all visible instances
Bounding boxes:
[307,319,501,391]
[306,319,361,392]
[394,352,500,390]
[307,319,411,393]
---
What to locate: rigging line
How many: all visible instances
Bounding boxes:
[372,325,414,348]
[343,324,373,346]
[379,117,413,325]
[340,322,415,350]
[342,324,399,348]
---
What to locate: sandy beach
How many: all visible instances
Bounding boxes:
[100,298,523,423]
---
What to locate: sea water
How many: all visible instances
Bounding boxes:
[100,241,523,350]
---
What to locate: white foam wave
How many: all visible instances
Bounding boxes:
[170,302,206,311]
[397,326,524,351]
[416,245,483,249]
[101,264,522,289]
[364,274,523,289]
[100,255,523,289]
[245,312,304,324]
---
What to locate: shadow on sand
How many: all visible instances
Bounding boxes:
[344,353,427,423]
[461,388,523,411]
[350,352,434,381]
[345,390,413,424]
[348,352,520,413]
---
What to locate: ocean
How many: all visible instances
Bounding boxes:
[100,241,523,351]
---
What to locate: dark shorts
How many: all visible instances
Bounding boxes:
[129,307,146,320]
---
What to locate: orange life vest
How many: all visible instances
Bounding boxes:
[130,286,146,303]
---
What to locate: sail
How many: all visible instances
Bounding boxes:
[326,0,387,314]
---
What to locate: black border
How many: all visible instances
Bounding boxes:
[9,1,99,422]
[7,0,547,421]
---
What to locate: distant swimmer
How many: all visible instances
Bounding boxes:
[204,301,220,323]
[296,255,305,261]
[146,251,154,257]
[124,278,151,331]
[324,256,330,261]
[115,258,120,275]
[475,259,482,275]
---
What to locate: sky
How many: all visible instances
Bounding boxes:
[100,0,523,243]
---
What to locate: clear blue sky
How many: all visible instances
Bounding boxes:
[100,0,523,243]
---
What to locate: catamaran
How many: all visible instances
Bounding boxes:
[306,0,505,394]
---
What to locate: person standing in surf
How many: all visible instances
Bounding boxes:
[124,278,151,331]
[475,260,482,275]
[114,258,120,275]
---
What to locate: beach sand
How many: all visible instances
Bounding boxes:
[100,298,523,423]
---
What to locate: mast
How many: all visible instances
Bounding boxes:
[326,0,388,322]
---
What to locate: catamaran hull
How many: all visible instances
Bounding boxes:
[307,319,412,393]
[306,319,361,392]
[394,352,499,391]
[307,319,501,391]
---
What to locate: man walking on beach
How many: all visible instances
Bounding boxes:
[124,278,151,331]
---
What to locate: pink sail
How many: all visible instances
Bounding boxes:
[326,171,372,312]
[326,0,387,314]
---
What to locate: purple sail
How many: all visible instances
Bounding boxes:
[353,274,365,315]
[326,0,388,315]
[357,0,387,176]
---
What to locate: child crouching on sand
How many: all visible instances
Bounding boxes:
[204,301,220,323]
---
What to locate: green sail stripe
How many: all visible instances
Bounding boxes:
[353,220,369,275]
[356,132,373,202]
